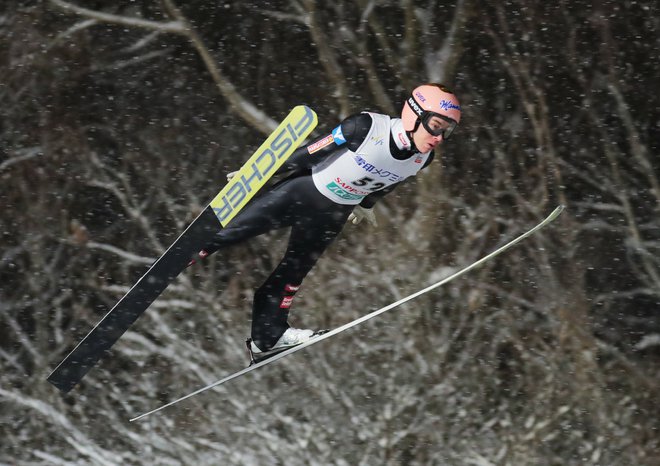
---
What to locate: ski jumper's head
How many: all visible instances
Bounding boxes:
[401,83,461,153]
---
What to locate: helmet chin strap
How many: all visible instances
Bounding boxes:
[405,131,421,154]
[407,118,423,153]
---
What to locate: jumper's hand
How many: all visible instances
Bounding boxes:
[348,206,377,226]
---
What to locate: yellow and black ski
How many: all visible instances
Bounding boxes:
[47,106,317,393]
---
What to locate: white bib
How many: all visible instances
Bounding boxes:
[311,113,431,205]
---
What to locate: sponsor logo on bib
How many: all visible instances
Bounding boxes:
[332,125,346,145]
[326,181,365,200]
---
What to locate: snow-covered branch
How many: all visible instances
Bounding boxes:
[49,0,278,134]
[49,0,185,33]
[0,147,42,172]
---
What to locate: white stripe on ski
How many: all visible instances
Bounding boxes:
[130,205,564,422]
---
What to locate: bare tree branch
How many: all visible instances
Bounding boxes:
[400,0,418,90]
[339,0,395,114]
[425,0,472,84]
[49,0,279,134]
[0,147,42,172]
[161,0,278,133]
[49,0,185,33]
[607,80,660,209]
[0,388,117,466]
[299,0,351,117]
[84,241,155,265]
[51,18,97,43]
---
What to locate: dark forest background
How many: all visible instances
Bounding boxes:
[1,1,658,464]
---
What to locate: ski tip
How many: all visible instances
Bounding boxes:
[548,204,565,221]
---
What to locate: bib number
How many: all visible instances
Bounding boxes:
[352,177,386,192]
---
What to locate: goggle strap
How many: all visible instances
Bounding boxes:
[407,95,425,118]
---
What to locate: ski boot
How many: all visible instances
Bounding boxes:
[246,328,328,365]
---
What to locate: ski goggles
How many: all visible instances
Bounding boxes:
[406,96,458,139]
[420,112,458,140]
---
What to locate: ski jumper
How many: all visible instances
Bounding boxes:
[201,112,435,350]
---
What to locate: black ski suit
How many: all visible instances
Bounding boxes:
[200,112,434,350]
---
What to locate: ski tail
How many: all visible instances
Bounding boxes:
[47,106,318,393]
[46,208,219,393]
